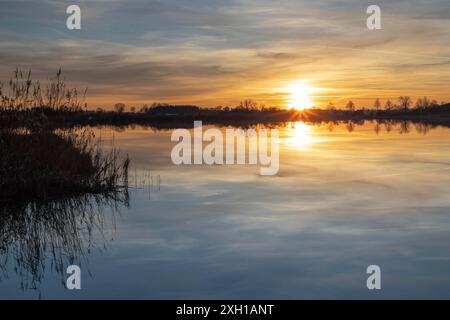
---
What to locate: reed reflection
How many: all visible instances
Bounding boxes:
[0,191,129,291]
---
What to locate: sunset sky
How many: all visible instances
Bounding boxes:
[1,0,450,109]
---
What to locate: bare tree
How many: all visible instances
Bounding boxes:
[238,99,258,110]
[415,96,431,110]
[374,98,381,111]
[422,96,431,108]
[398,96,412,111]
[385,99,393,110]
[415,98,423,109]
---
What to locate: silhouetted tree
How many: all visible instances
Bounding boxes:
[238,99,258,110]
[398,96,412,111]
[385,99,393,110]
[415,96,430,110]
[140,104,150,112]
[346,100,355,111]
[114,102,126,113]
[374,98,381,111]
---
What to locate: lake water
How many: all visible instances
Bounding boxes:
[2,120,450,299]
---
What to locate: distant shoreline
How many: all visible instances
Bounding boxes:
[3,105,450,129]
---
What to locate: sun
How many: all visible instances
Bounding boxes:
[286,81,316,110]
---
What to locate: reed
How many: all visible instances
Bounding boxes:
[0,68,129,202]
[0,128,129,202]
[0,68,86,112]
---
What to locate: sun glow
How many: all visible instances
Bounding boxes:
[286,81,316,110]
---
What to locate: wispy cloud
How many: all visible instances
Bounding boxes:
[1,0,450,108]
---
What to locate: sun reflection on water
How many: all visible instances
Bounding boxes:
[284,122,319,150]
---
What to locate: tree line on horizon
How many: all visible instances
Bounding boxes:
[340,96,445,112]
[97,99,282,114]
[104,96,448,114]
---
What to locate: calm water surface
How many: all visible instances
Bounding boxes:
[2,121,450,299]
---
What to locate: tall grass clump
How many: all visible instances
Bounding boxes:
[0,68,87,112]
[0,128,130,202]
[0,127,129,202]
[0,68,129,202]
